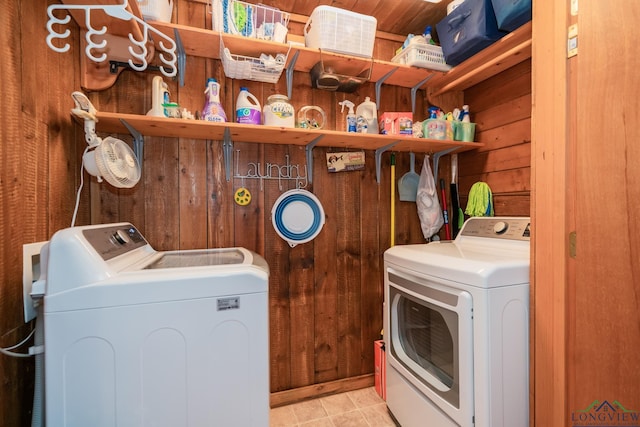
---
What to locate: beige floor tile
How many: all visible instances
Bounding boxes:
[321,392,357,416]
[270,405,298,426]
[359,403,397,427]
[299,418,334,427]
[291,399,328,423]
[329,410,370,427]
[347,387,384,409]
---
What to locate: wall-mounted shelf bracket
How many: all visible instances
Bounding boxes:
[375,141,399,184]
[286,49,300,99]
[305,135,323,184]
[174,28,185,86]
[375,68,398,111]
[432,147,458,180]
[411,75,434,116]
[120,118,144,169]
[223,127,233,181]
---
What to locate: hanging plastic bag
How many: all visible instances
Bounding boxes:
[416,155,444,239]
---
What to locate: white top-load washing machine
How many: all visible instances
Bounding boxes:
[383,217,530,427]
[35,223,269,427]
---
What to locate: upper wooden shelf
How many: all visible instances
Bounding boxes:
[95,111,483,154]
[150,21,532,93]
[431,21,532,95]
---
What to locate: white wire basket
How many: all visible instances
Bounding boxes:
[391,42,452,72]
[220,38,289,83]
[212,0,290,42]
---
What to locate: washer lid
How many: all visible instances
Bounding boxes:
[271,189,325,247]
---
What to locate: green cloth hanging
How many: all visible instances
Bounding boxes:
[465,182,494,217]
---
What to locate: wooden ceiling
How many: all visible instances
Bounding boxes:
[254,0,450,37]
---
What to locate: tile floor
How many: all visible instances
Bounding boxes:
[269,387,398,427]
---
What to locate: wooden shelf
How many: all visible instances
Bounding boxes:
[150,21,532,93]
[95,112,483,154]
[151,22,445,91]
[431,22,532,95]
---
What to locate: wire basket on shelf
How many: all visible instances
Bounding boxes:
[391,42,452,72]
[220,37,289,83]
[212,0,290,42]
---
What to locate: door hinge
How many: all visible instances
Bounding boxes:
[568,24,578,58]
[569,231,577,258]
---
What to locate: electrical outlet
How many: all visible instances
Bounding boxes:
[22,241,48,323]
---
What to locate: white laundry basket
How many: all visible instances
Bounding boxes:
[304,6,377,57]
[137,0,173,22]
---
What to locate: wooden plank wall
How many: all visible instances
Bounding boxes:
[0,1,532,424]
[458,59,532,217]
[0,0,87,425]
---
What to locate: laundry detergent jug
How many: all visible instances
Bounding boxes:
[236,87,262,125]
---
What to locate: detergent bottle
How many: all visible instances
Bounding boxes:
[423,26,436,45]
[356,97,378,134]
[460,104,471,122]
[235,87,261,125]
[147,76,170,117]
[338,100,356,132]
[201,78,227,122]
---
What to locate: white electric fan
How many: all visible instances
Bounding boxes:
[71,91,141,188]
[70,91,141,226]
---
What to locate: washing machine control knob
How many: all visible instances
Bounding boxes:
[113,229,131,245]
[493,221,508,234]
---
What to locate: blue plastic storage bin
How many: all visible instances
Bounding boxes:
[436,0,507,66]
[491,0,532,31]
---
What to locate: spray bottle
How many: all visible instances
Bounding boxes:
[147,76,170,117]
[201,78,227,122]
[338,100,356,132]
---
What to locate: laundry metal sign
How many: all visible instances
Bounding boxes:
[571,400,639,427]
[234,151,307,190]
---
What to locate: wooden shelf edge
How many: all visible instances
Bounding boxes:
[431,22,532,95]
[151,22,448,90]
[94,112,483,154]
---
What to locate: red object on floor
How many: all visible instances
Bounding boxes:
[374,340,386,400]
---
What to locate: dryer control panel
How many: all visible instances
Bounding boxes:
[458,217,531,241]
[83,223,148,261]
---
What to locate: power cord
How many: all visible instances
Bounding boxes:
[0,328,36,358]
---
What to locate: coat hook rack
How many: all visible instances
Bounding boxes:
[46,0,177,78]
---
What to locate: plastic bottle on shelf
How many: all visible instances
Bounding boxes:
[338,100,357,132]
[147,76,170,117]
[356,97,378,134]
[236,87,261,125]
[423,26,436,45]
[460,104,471,122]
[201,78,227,122]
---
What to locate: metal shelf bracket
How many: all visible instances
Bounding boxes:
[174,28,185,86]
[432,147,458,181]
[375,68,398,111]
[223,127,233,181]
[375,141,400,184]
[305,135,324,184]
[411,75,434,116]
[286,50,300,100]
[120,118,144,169]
